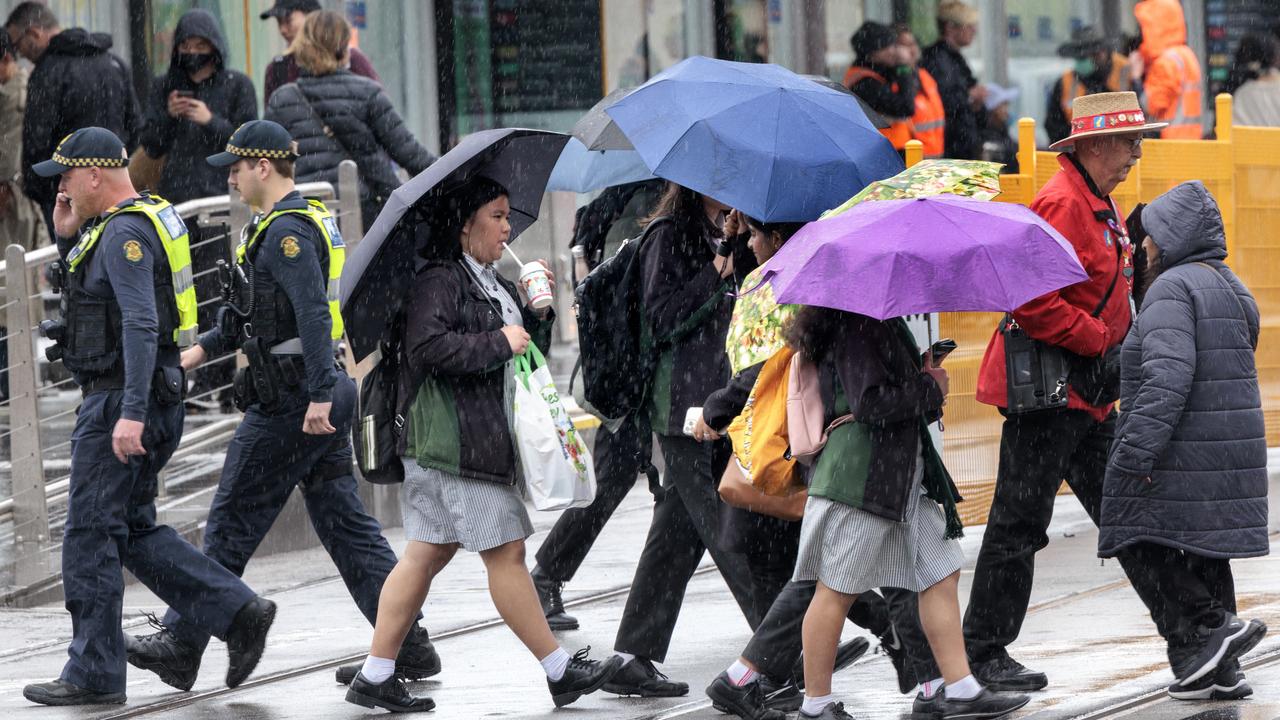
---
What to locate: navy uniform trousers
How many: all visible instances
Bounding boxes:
[164,374,403,649]
[63,390,255,693]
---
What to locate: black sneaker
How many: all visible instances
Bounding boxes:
[969,655,1047,692]
[1176,614,1267,685]
[941,688,1029,719]
[793,637,870,689]
[126,614,203,691]
[910,687,944,720]
[759,675,802,711]
[345,671,436,713]
[602,656,689,697]
[1168,660,1253,700]
[335,625,442,685]
[799,701,856,719]
[548,648,623,707]
[224,597,276,688]
[879,624,918,694]
[533,567,580,631]
[23,679,126,706]
[705,672,788,720]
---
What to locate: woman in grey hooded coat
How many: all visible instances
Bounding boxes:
[1100,180,1268,702]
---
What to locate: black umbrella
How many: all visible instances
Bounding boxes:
[571,87,636,151]
[340,128,569,362]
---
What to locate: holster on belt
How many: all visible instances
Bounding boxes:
[238,336,281,411]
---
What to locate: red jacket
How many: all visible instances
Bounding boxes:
[975,154,1135,421]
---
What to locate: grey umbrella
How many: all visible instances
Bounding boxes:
[571,87,637,151]
[340,127,569,362]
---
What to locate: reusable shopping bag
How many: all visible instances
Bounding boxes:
[513,344,597,510]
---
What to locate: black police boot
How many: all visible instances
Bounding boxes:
[335,625,442,685]
[532,566,580,631]
[126,617,203,691]
[705,672,789,720]
[792,637,870,690]
[548,648,623,707]
[23,679,126,706]
[345,672,436,713]
[224,597,276,688]
[603,656,690,697]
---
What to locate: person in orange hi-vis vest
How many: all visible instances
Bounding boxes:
[843,21,940,157]
[1134,0,1203,139]
[896,25,946,157]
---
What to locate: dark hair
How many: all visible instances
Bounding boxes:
[268,157,295,179]
[5,1,57,31]
[0,27,14,58]
[742,215,806,244]
[783,305,846,362]
[642,181,707,234]
[420,176,509,261]
[1227,32,1280,94]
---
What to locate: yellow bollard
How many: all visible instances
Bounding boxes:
[904,139,924,168]
[1017,117,1036,181]
[1215,93,1233,143]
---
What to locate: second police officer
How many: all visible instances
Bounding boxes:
[23,128,275,707]
[125,120,440,690]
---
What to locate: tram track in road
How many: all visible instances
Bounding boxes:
[97,569,693,719]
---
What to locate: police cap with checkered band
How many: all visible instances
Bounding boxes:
[32,127,130,177]
[206,120,300,167]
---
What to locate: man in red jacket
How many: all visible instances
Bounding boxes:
[962,92,1169,691]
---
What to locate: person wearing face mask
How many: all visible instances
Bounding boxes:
[1045,27,1133,145]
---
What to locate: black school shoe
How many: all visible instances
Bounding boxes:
[1175,614,1267,685]
[23,679,126,706]
[126,618,203,691]
[910,688,945,719]
[798,701,856,719]
[704,672,788,720]
[759,675,802,711]
[335,625,442,685]
[224,597,277,688]
[940,688,1030,720]
[602,656,689,697]
[1168,660,1253,701]
[549,649,623,707]
[345,672,436,713]
[969,655,1047,692]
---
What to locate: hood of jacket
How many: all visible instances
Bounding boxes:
[1135,0,1187,64]
[171,9,228,73]
[1143,180,1227,268]
[45,28,112,58]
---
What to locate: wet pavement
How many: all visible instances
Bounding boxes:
[1,467,1280,719]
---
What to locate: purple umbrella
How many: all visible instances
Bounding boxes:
[760,195,1088,319]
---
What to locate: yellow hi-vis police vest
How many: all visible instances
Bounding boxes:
[236,198,346,339]
[67,196,198,347]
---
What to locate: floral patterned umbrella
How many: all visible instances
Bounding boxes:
[725,160,1003,373]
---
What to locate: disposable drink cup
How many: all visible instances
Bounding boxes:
[520,262,554,310]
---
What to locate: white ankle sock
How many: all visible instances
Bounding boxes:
[540,647,571,682]
[726,659,757,686]
[945,674,982,700]
[614,651,636,666]
[920,677,945,698]
[801,693,835,716]
[360,655,396,684]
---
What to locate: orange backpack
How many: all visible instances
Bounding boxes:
[726,348,804,497]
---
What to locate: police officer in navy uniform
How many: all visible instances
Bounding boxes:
[22,127,276,707]
[126,120,440,690]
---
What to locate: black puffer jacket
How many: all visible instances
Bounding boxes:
[1100,181,1268,560]
[265,71,435,229]
[139,9,258,203]
[23,28,139,210]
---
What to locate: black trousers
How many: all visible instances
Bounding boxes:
[614,434,759,662]
[1123,542,1235,668]
[742,581,938,685]
[535,415,652,582]
[963,409,1171,662]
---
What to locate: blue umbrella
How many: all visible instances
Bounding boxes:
[545,137,654,193]
[605,56,904,222]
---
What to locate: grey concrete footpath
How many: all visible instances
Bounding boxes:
[2,471,1280,719]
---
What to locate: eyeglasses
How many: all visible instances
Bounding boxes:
[1113,135,1144,152]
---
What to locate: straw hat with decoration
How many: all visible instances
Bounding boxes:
[1048,91,1167,151]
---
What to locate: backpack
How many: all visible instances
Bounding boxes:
[725,348,805,497]
[574,216,673,422]
[786,352,853,465]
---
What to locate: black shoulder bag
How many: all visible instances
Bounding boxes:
[354,313,414,484]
